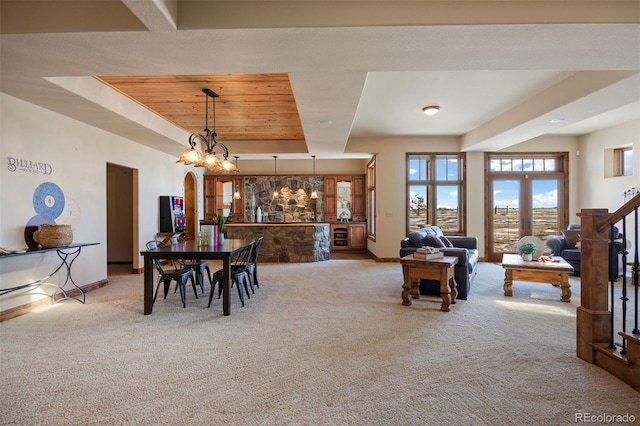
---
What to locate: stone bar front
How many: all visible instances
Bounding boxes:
[223,223,330,262]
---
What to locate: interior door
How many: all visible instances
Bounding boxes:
[488,175,561,262]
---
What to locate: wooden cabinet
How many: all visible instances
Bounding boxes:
[203,175,244,223]
[331,222,366,251]
[351,175,365,221]
[349,223,366,249]
[324,175,365,222]
[203,176,216,222]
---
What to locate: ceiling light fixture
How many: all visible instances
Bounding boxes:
[422,105,440,116]
[272,155,279,198]
[310,155,318,200]
[177,88,238,174]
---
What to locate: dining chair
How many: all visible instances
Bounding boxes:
[146,241,198,308]
[243,236,263,291]
[178,259,212,294]
[208,243,253,308]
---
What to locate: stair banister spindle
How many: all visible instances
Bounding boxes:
[620,217,628,355]
[633,206,639,335]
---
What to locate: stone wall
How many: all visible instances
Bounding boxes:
[224,224,330,262]
[244,176,324,223]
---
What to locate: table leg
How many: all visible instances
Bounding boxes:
[503,269,513,297]
[222,257,231,316]
[401,266,412,306]
[143,256,154,315]
[450,277,458,304]
[560,274,571,302]
[440,275,451,312]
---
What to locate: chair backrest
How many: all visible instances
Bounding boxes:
[249,237,264,263]
[146,240,174,273]
[232,243,253,268]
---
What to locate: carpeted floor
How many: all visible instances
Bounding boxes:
[1,260,638,425]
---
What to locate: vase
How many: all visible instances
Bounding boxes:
[218,233,225,245]
[522,253,533,261]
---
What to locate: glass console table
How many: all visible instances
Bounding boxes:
[0,243,99,304]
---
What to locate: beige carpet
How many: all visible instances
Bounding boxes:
[1,260,638,425]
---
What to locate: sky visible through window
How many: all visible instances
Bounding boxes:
[408,158,459,209]
[493,180,558,208]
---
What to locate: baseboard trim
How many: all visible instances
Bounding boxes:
[0,278,109,323]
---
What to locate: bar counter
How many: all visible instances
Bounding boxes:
[221,222,330,262]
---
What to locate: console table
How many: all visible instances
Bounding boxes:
[0,243,99,304]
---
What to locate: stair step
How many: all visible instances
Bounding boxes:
[592,342,630,366]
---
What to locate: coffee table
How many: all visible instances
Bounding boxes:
[501,254,574,302]
[400,255,458,312]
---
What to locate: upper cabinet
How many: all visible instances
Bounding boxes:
[324,175,365,222]
[203,175,243,223]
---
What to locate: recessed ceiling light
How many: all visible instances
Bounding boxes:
[422,106,440,116]
[320,120,332,125]
[550,118,566,123]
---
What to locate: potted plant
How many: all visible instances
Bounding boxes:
[215,215,226,244]
[519,242,537,261]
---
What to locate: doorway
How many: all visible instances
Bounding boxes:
[486,154,568,262]
[106,163,139,273]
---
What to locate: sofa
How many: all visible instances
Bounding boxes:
[400,226,479,300]
[545,224,624,281]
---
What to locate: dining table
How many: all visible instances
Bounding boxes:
[140,238,255,316]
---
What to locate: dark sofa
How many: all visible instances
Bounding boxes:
[546,224,624,281]
[400,226,479,300]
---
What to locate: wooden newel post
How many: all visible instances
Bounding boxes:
[576,208,612,363]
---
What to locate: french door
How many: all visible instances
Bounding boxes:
[486,154,568,262]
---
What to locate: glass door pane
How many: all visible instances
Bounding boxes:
[491,179,521,256]
[531,179,559,243]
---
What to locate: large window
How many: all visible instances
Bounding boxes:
[407,153,465,234]
[367,157,376,239]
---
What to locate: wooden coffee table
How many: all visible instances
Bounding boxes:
[501,254,574,302]
[400,255,458,312]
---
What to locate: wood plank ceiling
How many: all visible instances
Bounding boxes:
[96,74,305,142]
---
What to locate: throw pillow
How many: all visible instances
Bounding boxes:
[561,230,580,248]
[440,236,454,248]
[426,235,446,248]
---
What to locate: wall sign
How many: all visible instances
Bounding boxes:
[6,156,52,175]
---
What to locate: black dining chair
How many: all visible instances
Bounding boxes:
[146,241,198,308]
[243,236,263,292]
[178,259,212,294]
[208,243,253,308]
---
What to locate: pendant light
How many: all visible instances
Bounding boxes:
[233,156,241,200]
[310,155,318,199]
[272,156,279,198]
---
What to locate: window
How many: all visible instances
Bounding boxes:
[615,147,633,177]
[367,157,376,239]
[407,153,465,234]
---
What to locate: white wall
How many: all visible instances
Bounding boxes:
[0,93,203,311]
[578,119,639,240]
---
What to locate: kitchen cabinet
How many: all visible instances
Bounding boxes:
[330,222,366,251]
[203,175,244,223]
[324,175,365,222]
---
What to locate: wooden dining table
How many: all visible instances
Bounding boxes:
[140,238,255,316]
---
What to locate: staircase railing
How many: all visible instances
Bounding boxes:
[577,193,640,391]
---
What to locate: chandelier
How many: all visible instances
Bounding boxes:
[176,88,239,173]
